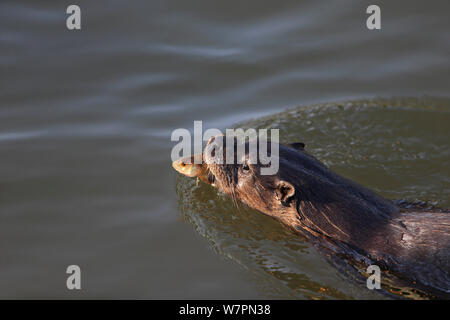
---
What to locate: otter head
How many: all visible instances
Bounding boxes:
[203,134,398,244]
[203,134,305,223]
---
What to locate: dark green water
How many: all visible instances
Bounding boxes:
[0,0,449,298]
[178,98,450,299]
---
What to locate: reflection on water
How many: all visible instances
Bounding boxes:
[177,98,450,299]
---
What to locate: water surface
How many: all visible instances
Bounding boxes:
[0,0,449,298]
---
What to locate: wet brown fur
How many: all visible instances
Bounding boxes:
[203,135,450,296]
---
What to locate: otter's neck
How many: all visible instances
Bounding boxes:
[291,171,399,248]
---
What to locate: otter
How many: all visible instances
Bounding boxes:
[173,135,450,297]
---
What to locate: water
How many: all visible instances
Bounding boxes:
[0,0,449,299]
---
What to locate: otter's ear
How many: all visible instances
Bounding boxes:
[276,181,295,203]
[288,142,305,151]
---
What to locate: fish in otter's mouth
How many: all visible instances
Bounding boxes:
[172,154,216,186]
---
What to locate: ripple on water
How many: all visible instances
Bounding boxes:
[176,97,450,299]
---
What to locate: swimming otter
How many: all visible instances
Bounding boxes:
[173,135,450,297]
